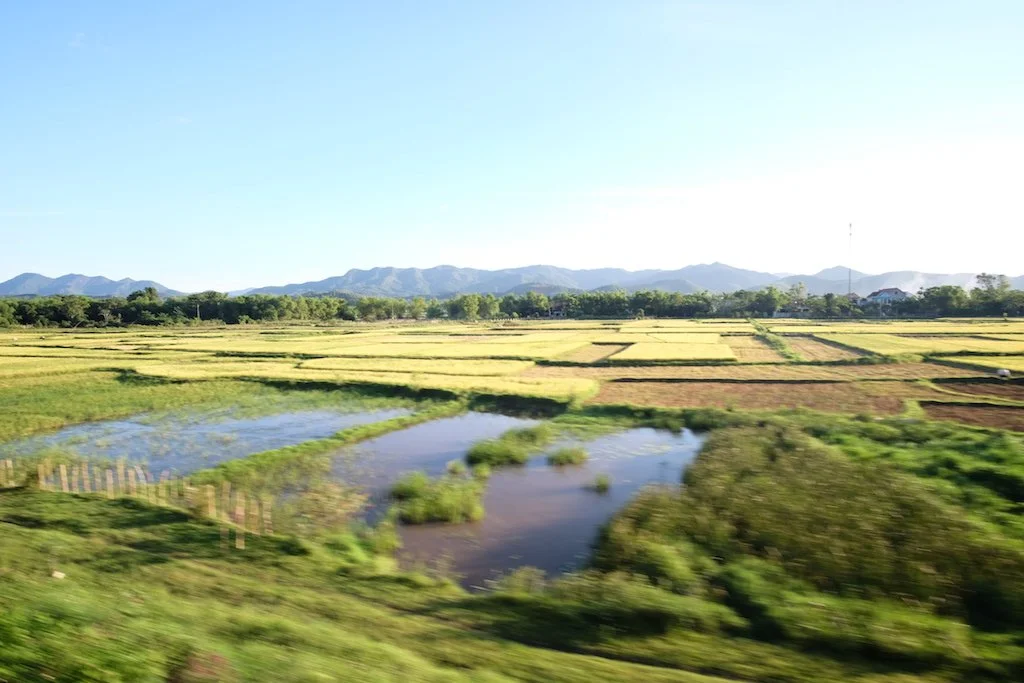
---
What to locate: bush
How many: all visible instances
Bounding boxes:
[471,463,492,480]
[466,424,556,467]
[389,471,430,501]
[466,440,528,466]
[547,447,588,466]
[390,471,485,524]
[446,459,467,476]
[589,474,610,493]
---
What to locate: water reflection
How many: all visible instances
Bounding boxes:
[0,408,410,473]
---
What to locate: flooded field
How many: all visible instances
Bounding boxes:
[0,407,410,473]
[334,415,704,588]
[332,412,537,518]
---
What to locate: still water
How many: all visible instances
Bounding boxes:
[0,408,410,473]
[334,415,703,588]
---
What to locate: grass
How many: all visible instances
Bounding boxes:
[0,489,735,682]
[466,424,555,466]
[390,471,486,524]
[547,446,589,466]
[590,473,611,493]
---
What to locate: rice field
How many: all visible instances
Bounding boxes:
[819,333,1024,356]
[1,319,1020,429]
[609,342,736,362]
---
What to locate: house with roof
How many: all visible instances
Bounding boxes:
[862,288,909,305]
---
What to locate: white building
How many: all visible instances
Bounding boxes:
[863,288,909,305]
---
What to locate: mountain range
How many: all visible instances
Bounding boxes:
[2,265,1022,299]
[0,273,181,298]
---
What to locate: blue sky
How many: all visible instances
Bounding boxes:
[2,1,1022,292]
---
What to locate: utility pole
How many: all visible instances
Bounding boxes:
[196,303,201,321]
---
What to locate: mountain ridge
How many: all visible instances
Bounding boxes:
[3,265,1021,299]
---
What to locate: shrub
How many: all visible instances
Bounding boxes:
[471,463,492,480]
[390,471,485,524]
[466,440,528,466]
[589,474,611,493]
[445,459,467,476]
[547,447,588,466]
[389,471,430,501]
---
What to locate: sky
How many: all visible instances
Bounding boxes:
[1,1,1022,292]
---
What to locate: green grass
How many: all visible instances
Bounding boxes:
[591,473,611,493]
[465,424,555,466]
[547,446,588,466]
[0,489,738,683]
[389,471,485,524]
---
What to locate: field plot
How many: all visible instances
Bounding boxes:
[956,356,1024,373]
[556,344,628,363]
[588,380,945,413]
[769,321,1024,335]
[133,362,598,400]
[525,361,986,382]
[609,342,736,362]
[935,381,1024,403]
[785,335,864,361]
[817,333,1024,356]
[723,335,787,362]
[298,357,533,376]
[921,403,1024,432]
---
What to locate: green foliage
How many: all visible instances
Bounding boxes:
[446,459,468,476]
[546,447,588,466]
[466,424,555,466]
[471,463,492,481]
[590,474,611,493]
[390,472,486,524]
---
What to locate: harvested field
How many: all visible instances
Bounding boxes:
[587,380,946,414]
[788,336,863,361]
[557,344,628,363]
[935,381,1024,402]
[724,335,787,363]
[922,403,1024,432]
[525,361,985,382]
[609,342,735,362]
[817,333,1024,356]
[958,356,1024,373]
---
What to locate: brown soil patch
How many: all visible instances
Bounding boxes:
[587,380,944,414]
[787,336,863,361]
[937,382,1024,402]
[525,362,984,382]
[725,336,786,363]
[559,344,628,363]
[922,403,1024,432]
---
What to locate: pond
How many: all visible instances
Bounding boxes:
[333,416,703,589]
[0,407,410,473]
[332,412,537,519]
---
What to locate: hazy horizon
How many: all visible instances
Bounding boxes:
[2,1,1022,290]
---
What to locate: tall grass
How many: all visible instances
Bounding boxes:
[389,471,485,524]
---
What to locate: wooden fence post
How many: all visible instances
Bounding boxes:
[261,496,273,535]
[59,464,69,493]
[106,469,115,498]
[82,463,92,493]
[221,481,231,523]
[205,485,217,519]
[235,492,246,550]
[70,465,79,493]
[117,462,126,496]
[4,459,12,486]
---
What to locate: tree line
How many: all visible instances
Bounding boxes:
[1,276,1021,327]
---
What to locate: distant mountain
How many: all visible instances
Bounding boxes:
[814,266,869,281]
[6,266,1021,300]
[0,273,180,297]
